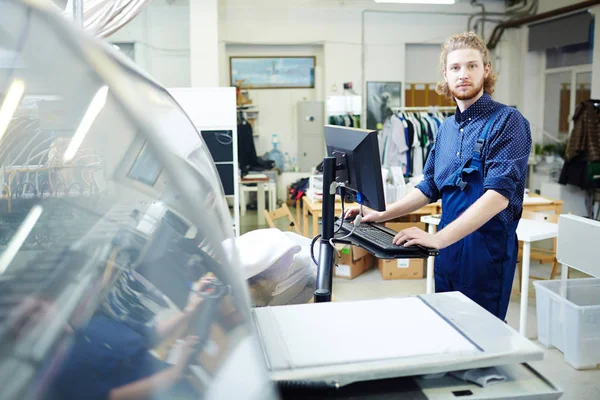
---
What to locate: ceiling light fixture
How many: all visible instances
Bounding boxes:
[374,0,456,4]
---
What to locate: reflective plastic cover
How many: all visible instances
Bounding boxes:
[0,1,277,399]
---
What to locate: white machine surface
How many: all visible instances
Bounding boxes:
[557,214,600,279]
[253,292,544,387]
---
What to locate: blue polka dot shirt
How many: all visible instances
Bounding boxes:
[416,93,532,223]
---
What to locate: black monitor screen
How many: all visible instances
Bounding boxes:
[127,141,163,187]
[324,125,386,212]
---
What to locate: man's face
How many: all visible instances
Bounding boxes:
[443,48,490,101]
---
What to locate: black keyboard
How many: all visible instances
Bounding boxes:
[337,221,406,251]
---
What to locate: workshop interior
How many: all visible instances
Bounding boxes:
[0,0,600,399]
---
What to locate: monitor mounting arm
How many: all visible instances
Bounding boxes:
[314,156,341,303]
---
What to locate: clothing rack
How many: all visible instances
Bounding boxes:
[381,107,453,179]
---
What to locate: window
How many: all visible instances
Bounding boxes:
[546,42,593,69]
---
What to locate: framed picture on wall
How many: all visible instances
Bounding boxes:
[230,56,316,89]
[366,81,402,130]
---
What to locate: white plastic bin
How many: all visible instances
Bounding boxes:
[534,278,600,369]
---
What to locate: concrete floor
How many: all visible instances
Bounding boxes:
[239,208,600,400]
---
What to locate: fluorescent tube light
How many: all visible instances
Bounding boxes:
[63,85,109,163]
[375,0,456,4]
[0,79,25,143]
[0,205,43,275]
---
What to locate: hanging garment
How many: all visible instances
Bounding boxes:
[380,116,409,170]
[565,99,600,162]
[406,114,421,175]
[237,122,260,175]
[434,107,518,320]
[405,117,415,176]
[343,115,351,126]
[399,115,411,176]
[411,115,425,176]
[559,99,600,189]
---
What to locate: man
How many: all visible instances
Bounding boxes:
[347,32,531,321]
[47,281,211,400]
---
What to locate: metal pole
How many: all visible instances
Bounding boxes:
[73,0,84,27]
[314,156,336,303]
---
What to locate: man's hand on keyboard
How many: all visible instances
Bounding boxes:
[344,207,383,223]
[393,227,446,250]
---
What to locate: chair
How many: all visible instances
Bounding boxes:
[263,203,301,234]
[516,210,560,288]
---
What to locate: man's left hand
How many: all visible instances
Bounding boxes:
[393,227,445,250]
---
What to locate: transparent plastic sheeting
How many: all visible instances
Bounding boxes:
[0,1,276,399]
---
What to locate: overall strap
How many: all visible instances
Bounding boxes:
[471,105,506,168]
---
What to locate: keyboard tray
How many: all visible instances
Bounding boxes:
[335,223,439,259]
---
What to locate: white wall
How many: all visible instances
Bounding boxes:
[109,0,190,88]
[225,44,323,157]
[405,44,443,84]
[108,0,514,159]
[190,0,219,87]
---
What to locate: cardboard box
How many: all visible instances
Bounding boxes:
[377,257,424,280]
[377,221,426,280]
[334,244,375,279]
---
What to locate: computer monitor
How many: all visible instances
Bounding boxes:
[324,125,386,212]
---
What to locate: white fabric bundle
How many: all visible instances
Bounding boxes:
[223,229,316,306]
[222,228,301,280]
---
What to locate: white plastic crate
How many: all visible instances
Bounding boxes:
[534,278,600,369]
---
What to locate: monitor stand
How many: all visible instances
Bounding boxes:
[314,156,339,303]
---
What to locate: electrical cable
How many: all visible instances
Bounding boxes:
[215,131,233,146]
[309,233,321,267]
[333,187,345,234]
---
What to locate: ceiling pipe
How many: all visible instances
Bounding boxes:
[467,0,536,34]
[467,0,538,38]
[487,0,600,50]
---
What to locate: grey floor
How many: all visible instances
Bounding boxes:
[240,208,600,400]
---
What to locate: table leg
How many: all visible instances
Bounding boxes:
[426,223,435,294]
[257,183,266,225]
[303,205,309,237]
[519,241,531,337]
[270,182,277,211]
[313,212,319,238]
[561,263,569,282]
[240,185,246,217]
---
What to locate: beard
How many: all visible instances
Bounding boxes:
[451,78,484,101]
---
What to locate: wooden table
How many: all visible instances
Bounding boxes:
[240,175,271,225]
[522,194,563,214]
[301,196,440,238]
